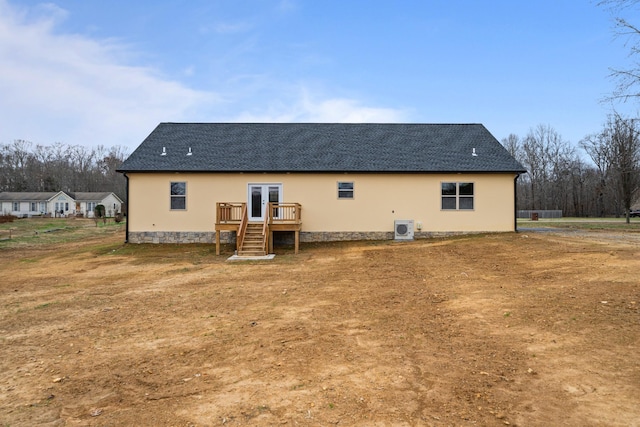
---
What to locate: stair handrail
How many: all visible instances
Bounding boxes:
[236,203,248,253]
[262,202,272,254]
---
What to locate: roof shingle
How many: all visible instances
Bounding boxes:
[117,123,526,173]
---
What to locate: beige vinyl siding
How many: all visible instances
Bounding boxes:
[127,172,517,234]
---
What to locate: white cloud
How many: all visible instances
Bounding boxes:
[234,88,408,123]
[0,0,219,149]
[0,0,408,150]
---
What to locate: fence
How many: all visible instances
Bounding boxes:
[518,210,563,219]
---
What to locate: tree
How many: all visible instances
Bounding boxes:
[0,140,128,200]
[520,125,575,211]
[581,131,614,217]
[582,114,640,222]
[610,115,640,222]
[599,0,640,103]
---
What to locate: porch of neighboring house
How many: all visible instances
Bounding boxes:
[215,202,302,256]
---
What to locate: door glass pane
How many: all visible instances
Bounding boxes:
[268,186,279,218]
[251,187,262,218]
[268,186,279,203]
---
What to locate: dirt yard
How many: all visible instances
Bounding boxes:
[1,223,639,426]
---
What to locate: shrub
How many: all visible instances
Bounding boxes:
[94,204,105,218]
[0,214,17,223]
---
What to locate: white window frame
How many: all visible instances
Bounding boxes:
[441,182,474,210]
[170,182,187,210]
[337,181,354,199]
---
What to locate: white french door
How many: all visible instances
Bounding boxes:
[248,184,282,221]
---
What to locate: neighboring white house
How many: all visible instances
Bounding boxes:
[0,191,123,217]
[70,192,123,218]
[0,191,74,217]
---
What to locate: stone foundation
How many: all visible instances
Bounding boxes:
[300,231,394,242]
[127,230,473,244]
[128,231,217,244]
[299,231,467,242]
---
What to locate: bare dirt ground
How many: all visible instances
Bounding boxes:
[1,223,639,426]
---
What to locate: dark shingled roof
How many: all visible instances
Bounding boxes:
[117,123,526,174]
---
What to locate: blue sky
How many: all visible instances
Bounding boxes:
[0,0,637,153]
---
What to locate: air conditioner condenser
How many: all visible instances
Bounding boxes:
[394,220,414,240]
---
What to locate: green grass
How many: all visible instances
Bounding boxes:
[0,217,126,248]
[518,217,640,231]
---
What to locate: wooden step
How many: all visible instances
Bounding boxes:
[238,223,266,256]
[238,251,267,256]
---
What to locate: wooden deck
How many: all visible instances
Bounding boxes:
[215,202,302,255]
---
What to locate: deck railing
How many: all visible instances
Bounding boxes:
[215,202,302,255]
[215,202,301,225]
[216,202,246,223]
[263,204,271,254]
[236,204,248,253]
[269,202,302,224]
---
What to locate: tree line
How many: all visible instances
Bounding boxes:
[505,1,640,222]
[1,125,637,221]
[0,140,128,200]
[503,115,640,220]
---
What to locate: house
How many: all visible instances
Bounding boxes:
[117,123,526,255]
[0,191,74,217]
[70,192,124,218]
[0,191,123,218]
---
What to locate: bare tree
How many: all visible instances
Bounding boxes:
[520,125,575,211]
[501,133,521,158]
[610,114,640,221]
[582,114,640,222]
[0,140,128,200]
[599,0,640,103]
[581,131,614,216]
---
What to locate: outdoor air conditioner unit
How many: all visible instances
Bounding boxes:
[394,220,414,240]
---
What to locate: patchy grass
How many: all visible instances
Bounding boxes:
[518,217,640,231]
[0,217,126,248]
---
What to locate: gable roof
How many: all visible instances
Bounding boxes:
[117,123,526,174]
[69,192,123,203]
[0,191,72,202]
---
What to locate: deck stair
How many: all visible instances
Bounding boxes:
[238,223,266,256]
[215,202,301,256]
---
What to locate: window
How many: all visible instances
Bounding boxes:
[171,182,186,210]
[87,202,96,212]
[30,202,37,211]
[13,202,19,211]
[338,181,354,199]
[441,182,474,210]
